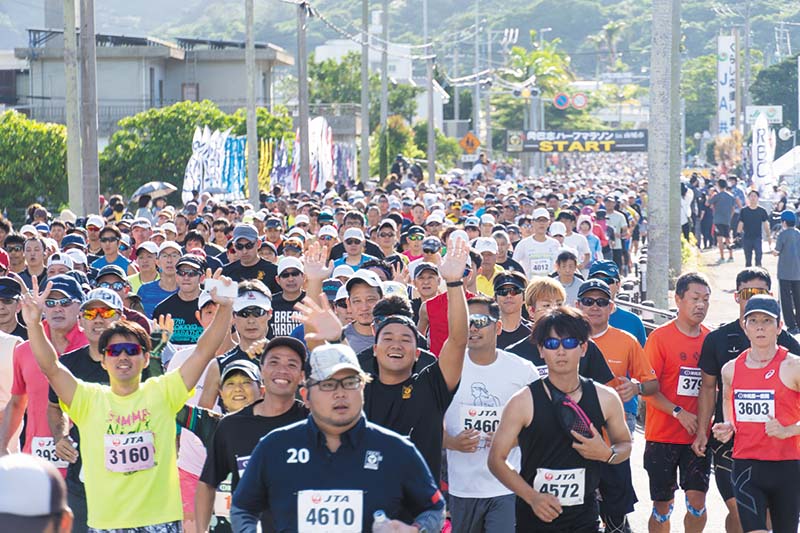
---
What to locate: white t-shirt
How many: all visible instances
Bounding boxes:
[167,345,219,476]
[512,236,561,278]
[0,331,22,452]
[563,232,590,265]
[444,349,539,498]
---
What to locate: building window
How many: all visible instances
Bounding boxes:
[182,82,199,102]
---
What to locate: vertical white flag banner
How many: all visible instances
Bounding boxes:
[751,113,776,191]
[717,35,737,135]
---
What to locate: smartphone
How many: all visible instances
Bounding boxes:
[204,278,238,299]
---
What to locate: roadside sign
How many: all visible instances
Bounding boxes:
[461,154,479,163]
[745,105,782,125]
[572,93,588,109]
[459,132,481,154]
[553,93,570,110]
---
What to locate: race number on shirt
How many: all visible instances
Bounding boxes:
[734,389,775,423]
[676,367,701,397]
[532,468,585,506]
[104,431,155,473]
[460,405,502,434]
[297,489,363,533]
[31,437,69,469]
[213,475,233,518]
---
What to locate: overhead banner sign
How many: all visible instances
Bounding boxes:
[507,129,648,153]
[745,105,783,125]
[717,35,737,135]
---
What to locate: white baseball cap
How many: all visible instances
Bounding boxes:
[277,256,305,276]
[332,264,355,279]
[480,214,496,226]
[233,290,272,312]
[473,237,498,255]
[136,241,159,255]
[308,343,363,382]
[158,241,182,254]
[549,221,567,237]
[86,215,105,229]
[342,228,365,242]
[46,252,74,271]
[318,225,338,239]
[161,222,178,234]
[533,207,550,220]
[64,249,87,266]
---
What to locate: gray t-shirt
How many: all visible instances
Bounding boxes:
[709,190,735,225]
[776,227,800,280]
[344,322,375,354]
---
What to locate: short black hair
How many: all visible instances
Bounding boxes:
[736,267,771,291]
[556,211,576,222]
[373,295,413,319]
[531,306,591,346]
[717,178,728,189]
[675,271,710,297]
[3,233,24,247]
[556,249,578,264]
[185,230,206,247]
[468,296,500,319]
[470,250,482,270]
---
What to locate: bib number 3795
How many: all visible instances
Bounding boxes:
[104,431,155,473]
[677,367,701,397]
[297,489,362,533]
[533,468,585,506]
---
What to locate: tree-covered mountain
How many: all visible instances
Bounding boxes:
[2,0,798,78]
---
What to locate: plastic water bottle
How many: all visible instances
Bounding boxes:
[372,510,390,532]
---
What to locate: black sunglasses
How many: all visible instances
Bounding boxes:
[279,270,303,278]
[235,307,269,318]
[579,296,611,307]
[496,286,522,297]
[235,241,256,251]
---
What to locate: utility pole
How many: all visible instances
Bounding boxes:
[379,0,389,180]
[485,27,492,159]
[63,0,82,215]
[647,0,681,309]
[743,0,751,136]
[297,2,311,192]
[424,0,436,183]
[473,0,480,139]
[360,0,370,183]
[453,46,460,123]
[245,0,259,204]
[79,0,99,215]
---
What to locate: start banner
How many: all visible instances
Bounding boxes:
[506,129,648,153]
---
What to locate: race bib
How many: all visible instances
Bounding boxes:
[213,475,232,518]
[676,367,701,397]
[31,437,69,469]
[532,468,585,506]
[297,489,363,533]
[460,405,502,434]
[529,256,551,274]
[536,366,549,379]
[236,454,251,478]
[104,431,155,473]
[734,389,775,423]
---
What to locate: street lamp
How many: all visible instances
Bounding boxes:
[779,126,797,147]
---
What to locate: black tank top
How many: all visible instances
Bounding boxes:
[515,377,606,532]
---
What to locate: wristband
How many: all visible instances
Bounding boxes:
[446,280,463,287]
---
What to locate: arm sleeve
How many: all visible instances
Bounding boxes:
[230,505,260,533]
[401,442,446,518]
[176,405,219,448]
[231,436,271,515]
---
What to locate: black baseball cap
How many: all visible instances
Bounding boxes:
[493,271,526,291]
[262,336,308,366]
[0,278,22,299]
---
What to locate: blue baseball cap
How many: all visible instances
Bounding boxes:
[781,210,797,224]
[743,294,780,320]
[589,260,620,281]
[577,279,612,299]
[60,234,86,250]
[47,274,85,303]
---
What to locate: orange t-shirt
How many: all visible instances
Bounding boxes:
[592,326,657,388]
[644,319,709,444]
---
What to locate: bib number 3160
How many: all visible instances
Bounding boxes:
[104,431,155,473]
[297,489,362,533]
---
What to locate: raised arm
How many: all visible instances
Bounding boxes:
[20,278,79,407]
[179,270,235,391]
[438,237,470,391]
[303,241,333,306]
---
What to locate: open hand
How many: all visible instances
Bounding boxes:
[292,297,343,343]
[18,275,49,327]
[439,236,469,283]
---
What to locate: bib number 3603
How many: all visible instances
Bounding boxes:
[734,389,775,423]
[104,431,155,473]
[533,468,585,506]
[297,489,363,533]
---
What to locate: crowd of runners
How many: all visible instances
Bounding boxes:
[0,152,798,533]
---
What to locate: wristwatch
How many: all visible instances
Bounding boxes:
[606,445,618,464]
[672,406,683,418]
[631,378,643,395]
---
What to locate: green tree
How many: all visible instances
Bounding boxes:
[0,111,67,217]
[100,100,292,197]
[751,54,798,158]
[681,54,717,150]
[413,121,461,169]
[369,115,422,176]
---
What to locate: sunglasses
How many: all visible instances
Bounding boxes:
[423,247,441,254]
[579,296,611,307]
[318,235,334,241]
[176,269,202,278]
[235,307,268,318]
[310,375,363,392]
[543,337,581,350]
[378,232,395,239]
[279,270,302,278]
[5,245,22,253]
[82,307,117,320]
[99,237,119,243]
[98,281,127,291]
[86,226,101,231]
[44,298,76,308]
[737,287,769,302]
[344,239,362,245]
[496,286,522,297]
[105,342,143,358]
[592,276,618,286]
[469,314,497,329]
[335,300,348,309]
[235,242,256,251]
[284,244,302,252]
[408,234,424,241]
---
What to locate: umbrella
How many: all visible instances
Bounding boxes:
[130,181,178,202]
